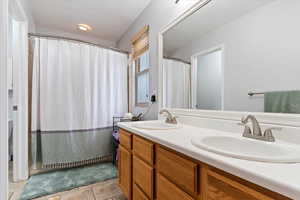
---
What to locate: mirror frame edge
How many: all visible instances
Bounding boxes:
[157,0,300,127]
[158,0,213,115]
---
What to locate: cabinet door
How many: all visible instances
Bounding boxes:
[156,146,198,195]
[133,156,154,199]
[119,145,132,200]
[206,169,288,200]
[133,183,149,200]
[156,173,194,200]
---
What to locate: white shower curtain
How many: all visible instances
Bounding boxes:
[163,58,191,108]
[31,38,128,168]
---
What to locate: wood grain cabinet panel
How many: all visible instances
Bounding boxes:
[118,131,291,200]
[133,156,154,199]
[133,135,154,165]
[156,146,198,195]
[157,173,194,200]
[205,169,290,200]
[118,145,132,200]
[133,184,150,200]
[119,129,132,150]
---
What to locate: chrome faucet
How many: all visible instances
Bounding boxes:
[159,109,178,124]
[241,115,262,136]
[238,115,281,142]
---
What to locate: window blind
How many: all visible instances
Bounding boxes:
[131,25,149,59]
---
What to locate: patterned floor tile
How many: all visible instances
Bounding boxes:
[48,196,61,200]
[60,188,95,200]
[92,180,125,200]
[33,179,125,200]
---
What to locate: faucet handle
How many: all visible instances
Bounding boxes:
[159,109,178,124]
[241,116,247,123]
[263,127,282,142]
[237,122,252,135]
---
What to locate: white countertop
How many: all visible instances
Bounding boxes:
[118,121,300,200]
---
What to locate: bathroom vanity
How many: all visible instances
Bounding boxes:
[117,123,293,200]
[117,1,300,199]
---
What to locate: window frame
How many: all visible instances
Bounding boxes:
[134,51,150,107]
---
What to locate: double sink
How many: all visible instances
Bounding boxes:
[131,119,300,163]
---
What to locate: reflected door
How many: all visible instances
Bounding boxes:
[195,49,223,110]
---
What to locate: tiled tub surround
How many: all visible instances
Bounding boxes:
[119,116,300,200]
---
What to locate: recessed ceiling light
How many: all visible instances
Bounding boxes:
[77,24,92,32]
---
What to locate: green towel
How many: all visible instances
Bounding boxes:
[264,91,300,113]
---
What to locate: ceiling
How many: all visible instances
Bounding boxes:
[29,0,151,44]
[164,0,275,56]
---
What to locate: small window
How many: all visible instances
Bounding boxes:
[135,51,150,106]
[131,25,150,107]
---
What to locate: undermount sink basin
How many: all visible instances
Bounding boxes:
[191,135,300,163]
[131,121,182,130]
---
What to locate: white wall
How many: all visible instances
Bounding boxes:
[172,0,300,112]
[36,26,117,47]
[196,50,222,110]
[117,0,198,119]
[0,0,9,198]
[18,0,35,32]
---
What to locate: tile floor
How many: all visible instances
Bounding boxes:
[9,180,27,200]
[10,178,125,200]
[9,162,27,200]
[34,179,125,200]
[9,162,125,200]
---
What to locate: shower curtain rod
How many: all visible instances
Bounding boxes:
[164,56,191,65]
[28,33,129,54]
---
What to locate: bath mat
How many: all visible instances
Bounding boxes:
[20,162,118,200]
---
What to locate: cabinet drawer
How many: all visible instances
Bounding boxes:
[133,183,150,200]
[157,173,194,200]
[133,135,154,165]
[118,145,132,200]
[206,169,290,200]
[133,156,154,199]
[119,129,132,150]
[156,146,198,195]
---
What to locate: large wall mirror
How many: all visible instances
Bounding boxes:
[162,0,300,114]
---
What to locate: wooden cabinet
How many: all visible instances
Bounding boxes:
[133,156,154,199]
[133,183,150,200]
[206,169,264,200]
[118,129,291,200]
[156,146,198,196]
[133,135,154,165]
[157,173,194,200]
[204,168,290,200]
[119,129,132,150]
[119,145,132,200]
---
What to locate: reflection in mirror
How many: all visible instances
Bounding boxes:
[193,48,223,110]
[162,0,300,113]
[163,58,191,108]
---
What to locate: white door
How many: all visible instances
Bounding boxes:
[191,46,224,110]
[196,49,223,110]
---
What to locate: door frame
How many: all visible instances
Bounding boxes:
[190,45,225,110]
[10,0,29,182]
[0,0,9,198]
